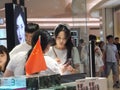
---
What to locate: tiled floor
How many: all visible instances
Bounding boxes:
[107,73,120,90]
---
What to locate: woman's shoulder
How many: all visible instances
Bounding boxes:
[44,55,58,65]
[72,46,78,51]
[44,55,55,62]
[45,46,54,55]
[10,51,27,62]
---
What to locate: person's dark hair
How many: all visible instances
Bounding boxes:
[27,30,51,59]
[99,41,104,46]
[25,23,39,33]
[0,45,10,72]
[50,36,56,46]
[79,39,84,44]
[115,37,119,40]
[89,34,97,41]
[106,35,114,40]
[54,24,74,61]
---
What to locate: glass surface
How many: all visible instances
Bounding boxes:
[0,28,7,47]
[72,0,90,76]
[44,0,90,77]
[0,28,6,38]
[0,40,7,47]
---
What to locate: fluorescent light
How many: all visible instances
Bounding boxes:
[27,18,100,22]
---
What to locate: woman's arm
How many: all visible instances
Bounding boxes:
[4,69,14,77]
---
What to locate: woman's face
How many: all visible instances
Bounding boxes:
[108,37,114,44]
[55,31,67,49]
[25,32,33,45]
[0,52,7,70]
[16,14,25,43]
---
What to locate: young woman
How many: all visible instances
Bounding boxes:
[4,30,60,77]
[46,24,80,75]
[0,45,10,76]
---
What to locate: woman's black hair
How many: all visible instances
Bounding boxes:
[54,24,74,62]
[0,45,10,72]
[27,29,51,60]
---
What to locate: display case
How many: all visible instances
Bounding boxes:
[0,28,7,47]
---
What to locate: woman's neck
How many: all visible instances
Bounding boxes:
[54,45,66,50]
[0,65,4,72]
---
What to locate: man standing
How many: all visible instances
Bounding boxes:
[10,23,39,58]
[103,35,119,88]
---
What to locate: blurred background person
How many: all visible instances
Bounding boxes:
[114,37,120,58]
[89,35,104,77]
[78,39,89,75]
[99,41,105,54]
[78,39,85,57]
[103,35,120,88]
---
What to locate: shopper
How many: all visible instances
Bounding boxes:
[4,30,60,77]
[103,35,120,88]
[46,24,80,75]
[10,23,39,58]
[89,35,104,77]
[78,39,89,75]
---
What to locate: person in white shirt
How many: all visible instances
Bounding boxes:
[89,35,104,77]
[10,23,39,58]
[4,30,60,77]
[46,24,81,75]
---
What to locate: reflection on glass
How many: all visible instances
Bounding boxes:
[0,29,6,38]
[16,13,25,43]
[0,40,7,47]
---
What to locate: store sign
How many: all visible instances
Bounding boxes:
[0,76,26,89]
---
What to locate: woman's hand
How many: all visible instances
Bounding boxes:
[66,65,76,74]
[55,58,61,64]
[61,64,76,74]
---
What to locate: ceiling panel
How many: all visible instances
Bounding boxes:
[0,0,120,18]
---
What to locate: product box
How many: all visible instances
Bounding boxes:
[76,77,107,90]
